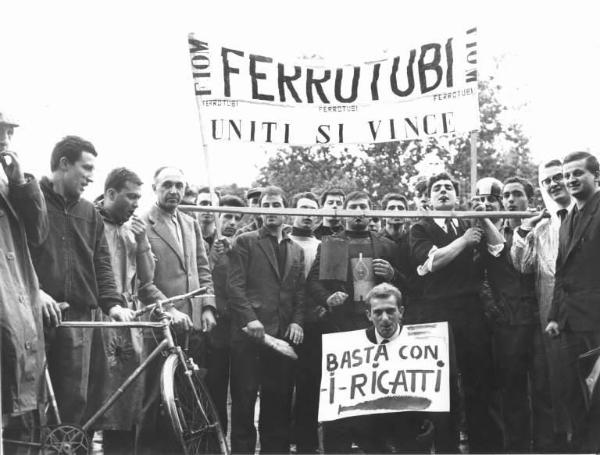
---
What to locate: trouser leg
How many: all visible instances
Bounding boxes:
[230,341,260,454]
[258,347,294,454]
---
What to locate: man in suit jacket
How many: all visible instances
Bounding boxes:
[227,185,305,454]
[409,172,501,452]
[138,166,216,453]
[546,151,600,452]
[142,166,216,336]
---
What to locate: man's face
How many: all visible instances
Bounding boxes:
[323,194,344,225]
[385,199,407,225]
[563,158,598,201]
[474,194,502,212]
[62,151,95,199]
[219,211,243,237]
[413,192,429,210]
[502,182,529,212]
[430,179,456,210]
[540,165,569,206]
[367,295,404,340]
[261,194,285,229]
[293,197,319,230]
[197,191,218,224]
[0,124,14,153]
[154,168,185,212]
[368,218,381,233]
[345,197,370,232]
[106,181,142,223]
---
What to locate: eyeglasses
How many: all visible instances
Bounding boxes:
[541,173,563,186]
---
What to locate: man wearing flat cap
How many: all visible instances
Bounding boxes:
[0,111,60,447]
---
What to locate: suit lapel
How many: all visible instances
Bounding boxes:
[149,206,185,268]
[178,212,192,266]
[281,240,294,282]
[258,236,281,280]
[564,194,600,264]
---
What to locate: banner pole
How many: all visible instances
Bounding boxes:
[470,130,478,197]
[188,35,221,240]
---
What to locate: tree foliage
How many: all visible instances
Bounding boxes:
[254,76,538,201]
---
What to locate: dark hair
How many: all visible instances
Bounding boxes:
[259,185,287,207]
[291,192,320,208]
[366,283,403,309]
[104,167,143,193]
[563,151,600,174]
[344,190,371,209]
[198,186,222,204]
[544,159,562,168]
[184,184,200,198]
[381,192,408,210]
[503,176,534,199]
[414,179,428,197]
[427,172,459,196]
[50,135,97,172]
[220,195,245,207]
[320,188,346,206]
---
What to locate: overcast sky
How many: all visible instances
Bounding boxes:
[1,0,599,201]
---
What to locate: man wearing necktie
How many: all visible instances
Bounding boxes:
[409,172,501,452]
[359,283,434,453]
[545,151,600,452]
[139,166,216,452]
[511,159,573,448]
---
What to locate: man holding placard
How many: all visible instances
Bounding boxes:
[307,190,405,451]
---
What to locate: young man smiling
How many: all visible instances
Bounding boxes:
[511,159,573,450]
[546,151,600,452]
[32,136,133,426]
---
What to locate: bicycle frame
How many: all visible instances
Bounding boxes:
[58,319,177,433]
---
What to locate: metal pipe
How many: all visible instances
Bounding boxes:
[45,366,61,424]
[180,205,538,219]
[59,321,167,329]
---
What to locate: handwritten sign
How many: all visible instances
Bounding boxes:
[318,322,450,421]
[188,29,478,145]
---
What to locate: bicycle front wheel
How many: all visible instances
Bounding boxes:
[161,353,229,455]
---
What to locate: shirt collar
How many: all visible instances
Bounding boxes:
[259,225,291,242]
[375,324,402,344]
[433,218,458,232]
[155,203,178,220]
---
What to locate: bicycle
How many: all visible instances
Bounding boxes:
[4,288,229,455]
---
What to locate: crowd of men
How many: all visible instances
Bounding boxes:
[2,108,600,454]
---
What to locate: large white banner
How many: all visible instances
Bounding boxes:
[188,29,478,145]
[318,322,450,422]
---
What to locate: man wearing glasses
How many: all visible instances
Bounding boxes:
[511,159,573,450]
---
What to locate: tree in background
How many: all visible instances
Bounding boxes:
[254,76,538,202]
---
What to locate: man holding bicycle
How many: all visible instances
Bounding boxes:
[30,136,134,426]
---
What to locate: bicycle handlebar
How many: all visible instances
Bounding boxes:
[132,287,209,318]
[57,288,210,329]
